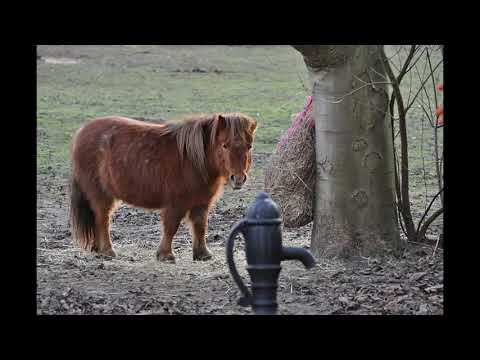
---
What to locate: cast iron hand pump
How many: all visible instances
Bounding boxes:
[226,192,316,315]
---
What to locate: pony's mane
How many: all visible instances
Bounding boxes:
[159,113,255,182]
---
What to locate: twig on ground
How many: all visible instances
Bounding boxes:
[431,236,441,258]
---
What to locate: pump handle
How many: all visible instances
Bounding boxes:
[226,220,252,307]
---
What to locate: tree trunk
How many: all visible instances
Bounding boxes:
[293,45,402,258]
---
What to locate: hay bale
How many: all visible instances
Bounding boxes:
[264,96,316,228]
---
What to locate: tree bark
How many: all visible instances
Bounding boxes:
[293,45,402,258]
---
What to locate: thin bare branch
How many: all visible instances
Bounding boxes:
[418,100,435,128]
[384,47,416,145]
[420,114,429,211]
[418,207,444,241]
[406,69,414,107]
[369,66,389,81]
[403,46,428,107]
[414,58,435,125]
[386,45,405,62]
[404,46,428,75]
[395,201,408,238]
[380,46,416,240]
[439,152,444,183]
[397,45,417,84]
[434,125,443,205]
[427,48,440,112]
[426,48,444,206]
[391,110,402,207]
[416,187,444,238]
[388,55,402,73]
[405,59,443,113]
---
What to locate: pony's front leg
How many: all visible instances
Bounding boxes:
[187,205,213,261]
[156,207,185,263]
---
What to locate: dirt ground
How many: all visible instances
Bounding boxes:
[37,152,443,315]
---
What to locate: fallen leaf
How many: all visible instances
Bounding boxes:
[338,296,349,305]
[416,304,429,315]
[409,272,427,282]
[424,284,443,293]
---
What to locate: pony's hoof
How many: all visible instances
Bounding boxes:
[98,248,117,258]
[193,248,213,261]
[156,250,176,263]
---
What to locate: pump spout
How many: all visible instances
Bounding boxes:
[281,247,316,269]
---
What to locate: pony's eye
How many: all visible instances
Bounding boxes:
[247,144,252,149]
[223,143,228,149]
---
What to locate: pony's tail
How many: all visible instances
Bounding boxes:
[70,177,96,251]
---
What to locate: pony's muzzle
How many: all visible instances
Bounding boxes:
[230,174,247,190]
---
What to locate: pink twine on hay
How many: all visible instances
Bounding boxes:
[278,96,314,151]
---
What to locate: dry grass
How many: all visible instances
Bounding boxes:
[264,97,315,228]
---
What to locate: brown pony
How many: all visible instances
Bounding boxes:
[69,113,257,263]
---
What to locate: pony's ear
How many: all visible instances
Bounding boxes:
[210,113,228,144]
[250,118,258,134]
[216,114,227,131]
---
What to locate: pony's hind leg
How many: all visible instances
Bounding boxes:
[93,204,116,257]
[88,187,117,257]
[156,207,186,263]
[187,205,212,261]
